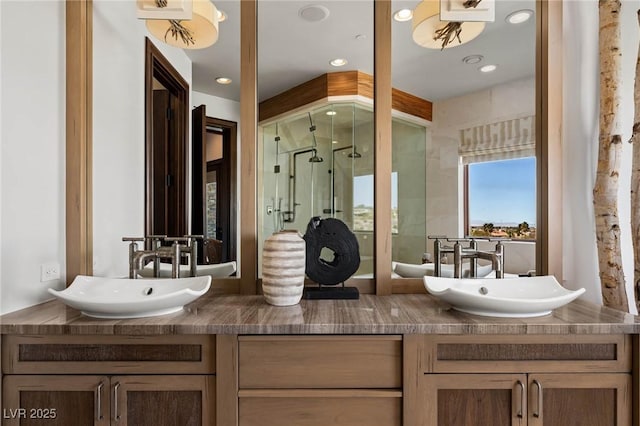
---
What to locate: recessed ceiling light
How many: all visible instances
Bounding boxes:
[216,77,232,84]
[330,58,348,67]
[394,9,413,22]
[217,10,227,22]
[326,111,337,116]
[332,140,338,144]
[299,4,330,22]
[479,64,497,73]
[506,9,533,24]
[462,54,484,65]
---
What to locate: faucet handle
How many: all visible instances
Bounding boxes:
[122,237,145,242]
[165,237,189,244]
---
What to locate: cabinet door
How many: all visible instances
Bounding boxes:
[2,375,109,426]
[421,374,527,426]
[527,373,631,426]
[112,375,215,426]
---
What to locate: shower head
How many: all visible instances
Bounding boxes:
[309,149,324,163]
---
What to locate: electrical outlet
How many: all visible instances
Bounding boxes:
[41,262,60,282]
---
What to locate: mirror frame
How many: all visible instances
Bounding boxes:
[65,0,562,294]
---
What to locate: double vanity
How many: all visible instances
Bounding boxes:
[1,292,639,426]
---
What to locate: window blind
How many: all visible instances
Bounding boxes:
[459,115,535,164]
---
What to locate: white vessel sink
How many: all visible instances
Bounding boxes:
[423,275,585,318]
[138,261,237,279]
[48,275,211,319]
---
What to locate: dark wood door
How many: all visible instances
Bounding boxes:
[145,39,188,242]
[2,375,109,426]
[191,108,237,264]
[113,375,215,426]
[151,89,185,238]
[191,105,207,263]
[527,373,630,426]
[422,374,527,426]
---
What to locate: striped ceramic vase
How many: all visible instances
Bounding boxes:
[262,230,306,306]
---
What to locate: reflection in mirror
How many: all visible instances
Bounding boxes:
[257,1,374,281]
[260,103,375,277]
[92,0,240,278]
[391,0,536,279]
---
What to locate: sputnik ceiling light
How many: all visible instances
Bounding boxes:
[139,0,220,49]
[412,0,494,50]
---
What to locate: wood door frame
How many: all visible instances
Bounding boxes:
[144,37,189,240]
[192,114,237,264]
[66,1,92,284]
[206,116,237,263]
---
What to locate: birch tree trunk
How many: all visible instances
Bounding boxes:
[594,0,628,312]
[631,10,640,312]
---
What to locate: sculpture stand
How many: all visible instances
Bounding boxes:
[303,282,360,300]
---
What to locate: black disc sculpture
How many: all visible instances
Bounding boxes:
[302,216,360,299]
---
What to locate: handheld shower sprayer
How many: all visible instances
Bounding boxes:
[307,112,324,163]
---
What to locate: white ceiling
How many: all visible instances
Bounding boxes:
[186,0,536,104]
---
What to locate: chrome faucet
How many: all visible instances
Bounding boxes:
[123,235,168,279]
[428,235,506,279]
[475,239,505,278]
[123,234,203,279]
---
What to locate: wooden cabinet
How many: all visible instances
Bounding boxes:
[2,375,214,426]
[1,332,637,426]
[420,373,630,426]
[406,335,633,426]
[2,375,109,426]
[1,335,216,426]
[237,336,402,426]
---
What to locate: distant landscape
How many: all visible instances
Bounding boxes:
[352,206,535,241]
[354,206,398,233]
[469,222,536,240]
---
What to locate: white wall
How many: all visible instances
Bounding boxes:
[1,1,66,314]
[1,0,4,313]
[92,1,192,278]
[563,0,639,312]
[192,92,241,124]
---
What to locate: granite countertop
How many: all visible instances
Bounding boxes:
[1,293,639,335]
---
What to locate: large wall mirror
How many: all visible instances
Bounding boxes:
[69,0,559,293]
[256,1,375,288]
[91,0,241,281]
[390,0,537,282]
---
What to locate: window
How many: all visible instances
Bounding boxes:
[466,157,536,240]
[353,172,398,233]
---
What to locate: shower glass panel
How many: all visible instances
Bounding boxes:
[259,102,374,279]
[391,119,428,267]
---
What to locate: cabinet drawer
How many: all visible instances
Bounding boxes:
[2,335,215,374]
[238,335,402,388]
[239,390,402,426]
[422,334,631,373]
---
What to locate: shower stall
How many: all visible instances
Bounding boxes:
[260,103,375,276]
[259,101,429,278]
